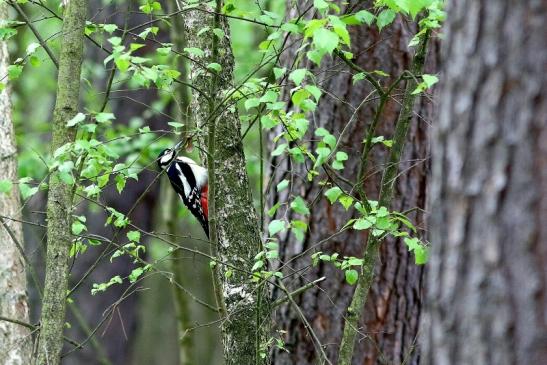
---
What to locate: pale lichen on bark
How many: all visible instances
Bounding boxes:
[183,2,270,364]
[0,3,31,364]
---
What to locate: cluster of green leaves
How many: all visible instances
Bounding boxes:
[251,240,283,282]
[326,190,429,265]
[311,252,363,285]
[241,0,443,289]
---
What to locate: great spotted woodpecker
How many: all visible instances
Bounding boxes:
[157,146,209,237]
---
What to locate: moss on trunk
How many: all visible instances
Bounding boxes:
[34,1,87,364]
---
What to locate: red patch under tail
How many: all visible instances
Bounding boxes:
[201,184,208,220]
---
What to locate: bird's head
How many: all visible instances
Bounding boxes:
[157,140,184,170]
[157,148,175,170]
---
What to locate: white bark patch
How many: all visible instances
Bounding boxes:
[223,284,254,305]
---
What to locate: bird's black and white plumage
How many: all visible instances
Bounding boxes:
[157,148,209,237]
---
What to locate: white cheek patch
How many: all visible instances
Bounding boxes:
[160,152,174,167]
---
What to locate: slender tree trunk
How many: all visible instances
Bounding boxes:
[183,2,270,364]
[338,31,431,365]
[0,3,32,364]
[422,1,547,364]
[34,1,87,364]
[269,5,437,365]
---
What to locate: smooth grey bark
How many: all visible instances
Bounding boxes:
[423,1,547,364]
[34,1,87,364]
[183,2,270,364]
[0,3,32,364]
[269,4,437,365]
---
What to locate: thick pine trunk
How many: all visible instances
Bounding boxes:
[0,3,32,364]
[34,1,87,364]
[422,1,547,364]
[269,6,436,365]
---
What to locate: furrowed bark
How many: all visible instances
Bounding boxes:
[423,0,547,364]
[270,6,437,364]
[34,1,87,364]
[0,3,32,364]
[337,31,430,365]
[183,2,270,364]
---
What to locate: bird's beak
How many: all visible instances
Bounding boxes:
[174,140,184,150]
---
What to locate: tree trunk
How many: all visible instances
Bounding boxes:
[422,0,547,364]
[34,1,87,364]
[0,3,32,364]
[269,6,437,365]
[183,2,269,364]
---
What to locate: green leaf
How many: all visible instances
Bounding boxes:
[0,180,13,194]
[26,42,40,55]
[261,115,278,129]
[345,269,358,285]
[353,72,370,85]
[7,65,23,80]
[114,56,130,72]
[276,179,289,192]
[212,28,225,39]
[251,260,264,272]
[336,151,348,161]
[313,28,339,54]
[127,230,141,242]
[289,69,307,86]
[168,121,184,129]
[313,0,329,10]
[108,36,122,46]
[115,174,126,193]
[29,56,40,67]
[184,47,205,57]
[244,98,260,110]
[157,46,171,56]
[355,10,375,25]
[330,16,350,45]
[339,195,354,210]
[292,89,310,107]
[66,113,86,127]
[0,27,17,41]
[265,241,279,250]
[272,143,287,156]
[324,186,343,204]
[377,9,397,31]
[323,134,336,149]
[207,63,222,73]
[268,220,286,236]
[71,221,86,235]
[353,218,372,230]
[267,202,281,217]
[414,245,429,264]
[422,74,439,88]
[273,67,286,79]
[129,267,145,283]
[95,112,115,123]
[281,23,300,34]
[260,90,278,103]
[103,23,118,33]
[290,196,310,215]
[305,85,322,101]
[307,49,325,65]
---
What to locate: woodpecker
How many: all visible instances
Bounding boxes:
[157,146,209,237]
